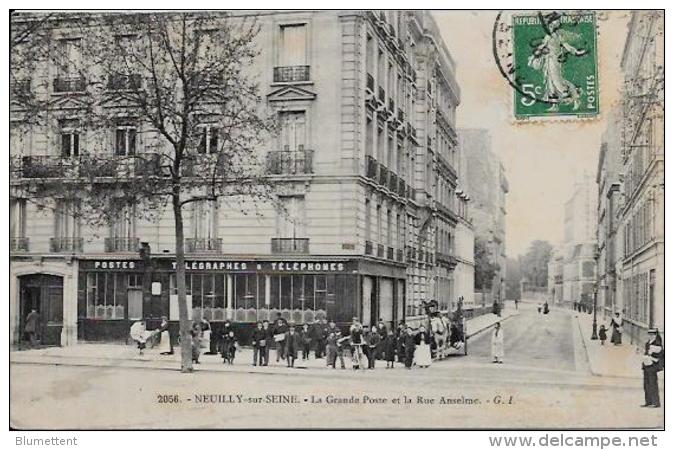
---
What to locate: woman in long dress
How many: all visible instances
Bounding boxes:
[610,312,623,345]
[491,322,504,364]
[157,316,173,355]
[415,325,432,368]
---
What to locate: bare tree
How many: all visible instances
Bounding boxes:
[10,11,277,372]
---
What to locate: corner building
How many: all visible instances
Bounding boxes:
[10,11,465,345]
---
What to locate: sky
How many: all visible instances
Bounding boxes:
[433,11,631,257]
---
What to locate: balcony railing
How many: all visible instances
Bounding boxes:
[365,240,373,255]
[20,156,69,178]
[79,156,118,178]
[10,237,30,252]
[50,237,83,253]
[387,246,394,260]
[105,237,140,253]
[436,252,456,267]
[377,243,384,258]
[388,171,398,192]
[366,73,374,93]
[186,238,223,253]
[267,149,314,175]
[378,165,389,186]
[108,74,141,91]
[366,155,379,180]
[134,153,164,177]
[273,65,310,83]
[271,238,309,254]
[398,178,406,197]
[53,77,85,93]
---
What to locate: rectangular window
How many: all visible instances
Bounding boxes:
[55,199,80,239]
[197,124,219,154]
[110,200,136,239]
[364,198,371,242]
[60,119,80,158]
[276,196,305,238]
[192,200,218,240]
[115,124,137,156]
[279,24,307,66]
[59,38,82,78]
[85,273,125,319]
[10,198,27,239]
[279,111,306,151]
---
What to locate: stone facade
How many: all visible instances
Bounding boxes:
[10,11,468,345]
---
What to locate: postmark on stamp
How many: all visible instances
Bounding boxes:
[493,11,599,120]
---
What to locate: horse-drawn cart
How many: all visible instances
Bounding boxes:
[424,299,467,360]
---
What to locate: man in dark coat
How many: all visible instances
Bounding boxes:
[402,326,417,369]
[284,324,302,368]
[312,318,328,359]
[376,319,388,359]
[251,321,267,366]
[365,325,381,369]
[273,315,289,363]
[641,328,663,408]
[261,320,273,366]
[396,320,406,363]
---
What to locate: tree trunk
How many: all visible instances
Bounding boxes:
[172,195,193,373]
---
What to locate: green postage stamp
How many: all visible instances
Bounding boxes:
[511,11,599,120]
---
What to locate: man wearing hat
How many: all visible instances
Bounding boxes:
[284,323,302,368]
[641,328,663,408]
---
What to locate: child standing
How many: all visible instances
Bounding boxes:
[284,324,302,367]
[221,330,237,364]
[403,326,416,369]
[383,329,397,368]
[366,325,380,369]
[326,331,339,368]
[598,324,607,345]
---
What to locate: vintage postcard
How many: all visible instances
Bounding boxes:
[9,9,664,430]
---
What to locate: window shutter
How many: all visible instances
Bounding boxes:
[128,128,136,155]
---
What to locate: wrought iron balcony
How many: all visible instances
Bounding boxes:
[387,246,394,260]
[186,238,223,253]
[365,240,373,255]
[134,153,164,177]
[436,251,457,267]
[398,178,406,197]
[271,238,309,254]
[267,149,314,175]
[107,73,141,91]
[20,156,69,178]
[273,65,310,83]
[366,155,379,180]
[388,171,398,192]
[53,77,85,93]
[10,237,30,252]
[378,164,389,186]
[366,73,374,94]
[105,237,140,253]
[79,156,118,178]
[50,237,83,253]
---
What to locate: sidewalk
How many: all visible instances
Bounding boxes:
[465,306,518,338]
[11,308,518,373]
[574,312,643,379]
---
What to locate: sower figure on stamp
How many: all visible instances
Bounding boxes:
[527,12,587,111]
[641,328,663,408]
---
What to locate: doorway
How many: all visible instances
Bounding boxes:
[19,274,64,346]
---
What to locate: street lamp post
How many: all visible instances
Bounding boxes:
[591,284,598,340]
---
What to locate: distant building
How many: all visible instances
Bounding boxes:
[459,129,508,307]
[595,109,622,320]
[561,175,597,308]
[547,246,564,304]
